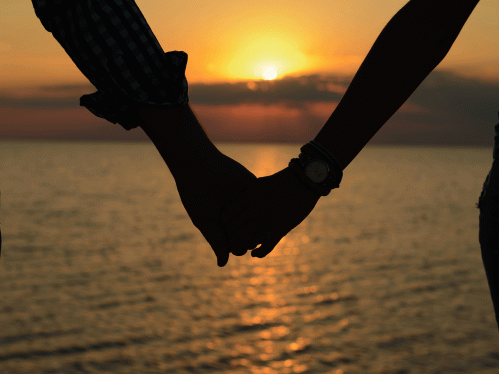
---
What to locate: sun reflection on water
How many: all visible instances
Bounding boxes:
[2,142,493,373]
[253,148,281,178]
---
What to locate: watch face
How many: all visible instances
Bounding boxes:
[305,160,329,183]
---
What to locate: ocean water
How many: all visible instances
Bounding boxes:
[1,140,498,374]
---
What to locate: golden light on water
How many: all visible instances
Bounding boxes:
[253,148,280,178]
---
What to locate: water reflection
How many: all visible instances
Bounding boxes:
[2,142,496,373]
[215,229,342,374]
[253,148,281,178]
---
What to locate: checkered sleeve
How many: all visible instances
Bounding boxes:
[31,0,189,131]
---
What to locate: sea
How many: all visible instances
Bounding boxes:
[1,140,498,374]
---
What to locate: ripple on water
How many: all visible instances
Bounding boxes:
[1,143,498,373]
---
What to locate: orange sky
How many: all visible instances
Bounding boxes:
[2,0,498,88]
[1,0,498,144]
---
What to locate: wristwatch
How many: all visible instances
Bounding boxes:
[288,140,343,197]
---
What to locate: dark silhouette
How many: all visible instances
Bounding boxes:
[30,0,499,329]
[478,119,499,328]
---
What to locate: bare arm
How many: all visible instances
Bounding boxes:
[138,104,258,266]
[31,0,259,266]
[314,0,481,169]
[139,104,220,180]
[220,0,482,259]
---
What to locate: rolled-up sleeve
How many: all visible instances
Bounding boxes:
[31,0,189,130]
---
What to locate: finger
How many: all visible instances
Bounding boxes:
[203,225,231,267]
[219,219,254,256]
[231,248,248,256]
[220,212,262,251]
[215,245,230,267]
[223,208,258,235]
[227,222,265,251]
[251,234,282,259]
[230,235,261,252]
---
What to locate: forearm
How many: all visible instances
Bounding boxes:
[314,0,480,169]
[139,104,220,180]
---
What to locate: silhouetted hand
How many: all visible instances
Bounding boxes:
[220,167,321,258]
[174,150,258,267]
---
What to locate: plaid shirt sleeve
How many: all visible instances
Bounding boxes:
[31,0,189,131]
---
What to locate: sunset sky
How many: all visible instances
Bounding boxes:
[1,0,498,144]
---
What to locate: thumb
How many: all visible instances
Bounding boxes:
[251,234,282,259]
[205,225,231,267]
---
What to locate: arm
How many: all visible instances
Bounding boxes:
[30,0,256,266]
[221,0,482,258]
[139,104,257,266]
[145,0,480,178]
[139,104,221,179]
[315,0,481,169]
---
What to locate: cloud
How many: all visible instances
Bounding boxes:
[0,74,349,109]
[0,70,495,111]
[0,69,497,145]
[188,74,349,106]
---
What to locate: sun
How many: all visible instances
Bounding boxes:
[262,66,278,80]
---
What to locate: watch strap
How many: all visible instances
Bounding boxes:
[301,141,343,188]
[288,140,344,197]
[288,158,327,197]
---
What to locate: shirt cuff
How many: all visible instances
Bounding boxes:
[79,51,189,131]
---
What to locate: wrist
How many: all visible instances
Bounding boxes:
[139,104,220,179]
[288,141,343,196]
[287,164,323,198]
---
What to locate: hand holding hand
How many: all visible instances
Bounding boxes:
[220,166,321,258]
[174,150,258,267]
